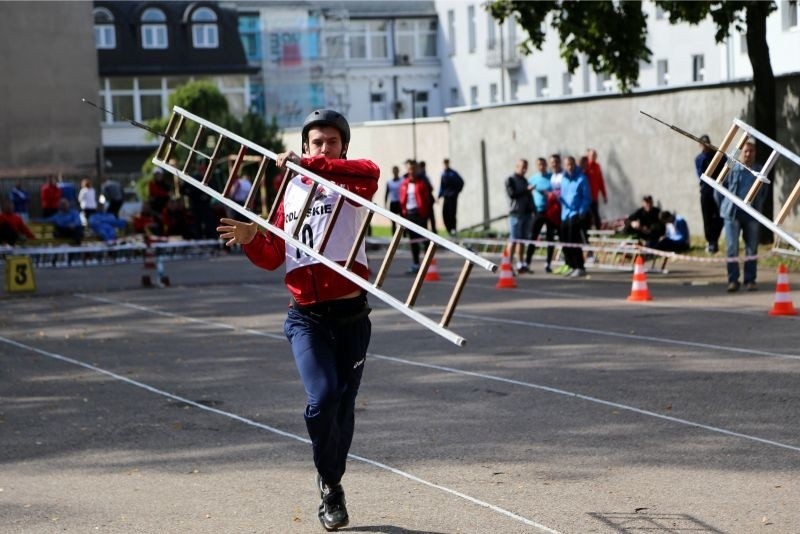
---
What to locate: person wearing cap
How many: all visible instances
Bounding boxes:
[624,195,664,247]
[694,134,724,253]
[217,109,379,531]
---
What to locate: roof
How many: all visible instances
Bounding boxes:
[94,1,256,76]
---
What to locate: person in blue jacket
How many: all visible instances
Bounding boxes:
[654,211,690,252]
[89,206,127,244]
[45,198,84,244]
[559,156,591,277]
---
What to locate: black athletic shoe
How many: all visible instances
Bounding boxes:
[316,474,349,531]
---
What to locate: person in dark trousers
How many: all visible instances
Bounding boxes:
[400,159,433,274]
[505,158,534,273]
[438,158,464,236]
[384,165,402,233]
[695,134,724,253]
[217,109,379,531]
[559,156,591,277]
[417,161,438,234]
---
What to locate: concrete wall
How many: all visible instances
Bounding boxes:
[0,2,101,179]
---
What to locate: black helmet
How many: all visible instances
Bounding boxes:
[301,109,351,146]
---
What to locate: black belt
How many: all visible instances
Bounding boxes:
[290,293,371,324]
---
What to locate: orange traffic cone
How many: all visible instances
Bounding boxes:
[495,250,517,289]
[769,264,798,316]
[627,256,653,301]
[425,258,441,281]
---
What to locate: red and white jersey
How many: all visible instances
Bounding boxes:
[243,156,380,305]
[283,176,368,274]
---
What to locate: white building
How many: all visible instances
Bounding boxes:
[435,1,800,109]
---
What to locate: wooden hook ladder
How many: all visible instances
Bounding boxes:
[699,118,800,253]
[152,106,497,346]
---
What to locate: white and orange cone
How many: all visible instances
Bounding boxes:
[627,256,653,301]
[425,258,442,282]
[769,264,798,316]
[496,249,517,289]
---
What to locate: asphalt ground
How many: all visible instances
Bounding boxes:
[1,250,799,533]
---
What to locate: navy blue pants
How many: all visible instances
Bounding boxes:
[283,295,371,485]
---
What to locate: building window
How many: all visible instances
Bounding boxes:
[350,20,388,60]
[597,72,613,92]
[141,8,168,49]
[692,54,705,82]
[468,5,477,53]
[415,91,429,118]
[395,18,437,61]
[740,32,748,54]
[657,59,669,86]
[562,72,573,95]
[787,0,799,29]
[370,92,387,120]
[535,76,549,98]
[191,7,218,48]
[239,13,262,62]
[487,17,497,51]
[93,7,116,49]
[450,87,459,106]
[470,85,478,106]
[510,79,518,101]
[489,83,498,103]
[447,10,456,55]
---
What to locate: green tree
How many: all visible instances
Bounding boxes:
[141,81,285,203]
[487,0,778,220]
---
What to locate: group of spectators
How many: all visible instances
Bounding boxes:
[1,175,128,247]
[505,149,608,278]
[385,158,464,273]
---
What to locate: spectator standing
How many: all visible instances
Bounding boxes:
[549,154,565,194]
[505,159,534,273]
[525,157,556,273]
[227,173,253,220]
[385,165,402,233]
[78,178,98,222]
[715,138,766,292]
[584,149,608,229]
[624,195,664,247]
[216,109,378,531]
[417,161,438,234]
[101,177,124,217]
[695,135,724,253]
[400,159,432,273]
[439,158,464,236]
[0,201,35,245]
[148,168,171,215]
[45,198,84,244]
[57,174,78,209]
[40,175,62,218]
[654,211,690,252]
[10,181,30,222]
[559,156,591,277]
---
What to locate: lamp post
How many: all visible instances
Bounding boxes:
[402,88,417,161]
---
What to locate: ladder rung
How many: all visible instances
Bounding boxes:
[715,132,750,184]
[406,241,437,307]
[223,145,247,199]
[291,182,319,239]
[245,156,269,211]
[440,260,473,328]
[201,136,225,185]
[704,123,739,179]
[182,125,205,175]
[345,211,374,270]
[775,177,800,226]
[318,196,345,255]
[374,225,404,289]
[162,114,185,165]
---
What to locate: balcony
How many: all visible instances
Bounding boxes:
[486,40,521,69]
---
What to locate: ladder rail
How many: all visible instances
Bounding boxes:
[153,162,469,346]
[170,106,496,274]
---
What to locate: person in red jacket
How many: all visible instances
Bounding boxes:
[584,148,608,229]
[399,159,432,273]
[40,175,62,218]
[217,109,378,532]
[0,201,35,245]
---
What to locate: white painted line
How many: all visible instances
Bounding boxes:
[454,312,800,362]
[75,293,800,454]
[10,312,559,533]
